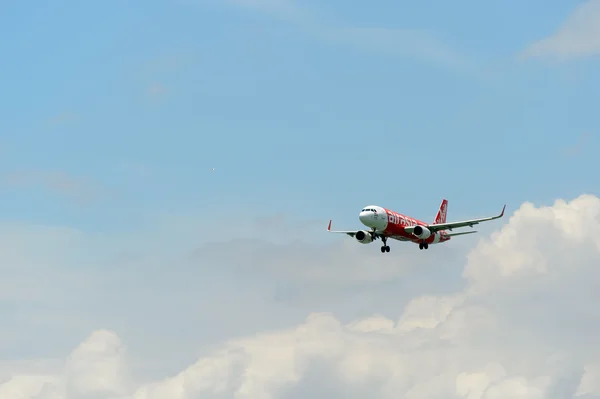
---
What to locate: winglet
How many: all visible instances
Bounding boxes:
[327,220,332,231]
[500,204,506,217]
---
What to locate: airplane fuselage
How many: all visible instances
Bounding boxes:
[358,205,450,245]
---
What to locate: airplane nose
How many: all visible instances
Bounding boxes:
[359,212,369,224]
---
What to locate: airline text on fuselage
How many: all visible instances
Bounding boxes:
[388,212,418,227]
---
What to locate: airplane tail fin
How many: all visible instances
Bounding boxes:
[434,199,448,224]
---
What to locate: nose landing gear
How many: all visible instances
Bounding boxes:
[419,242,429,250]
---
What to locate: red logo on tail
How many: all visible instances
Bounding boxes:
[436,200,448,224]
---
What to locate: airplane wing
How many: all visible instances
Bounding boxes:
[405,205,506,234]
[326,220,359,237]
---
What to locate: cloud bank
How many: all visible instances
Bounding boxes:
[2,194,600,398]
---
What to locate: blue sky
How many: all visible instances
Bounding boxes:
[3,2,600,396]
[1,0,598,232]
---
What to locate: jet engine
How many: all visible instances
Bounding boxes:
[412,225,431,239]
[355,230,374,244]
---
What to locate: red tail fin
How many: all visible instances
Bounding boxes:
[434,199,448,224]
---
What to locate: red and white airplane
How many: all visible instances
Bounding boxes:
[327,199,505,252]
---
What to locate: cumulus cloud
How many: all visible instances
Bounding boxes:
[63,330,130,397]
[2,194,600,398]
[521,0,600,60]
[0,330,128,399]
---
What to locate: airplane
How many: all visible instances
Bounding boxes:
[327,199,505,252]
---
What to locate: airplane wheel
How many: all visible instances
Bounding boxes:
[385,246,390,252]
[424,244,429,249]
[419,243,423,250]
[381,246,386,253]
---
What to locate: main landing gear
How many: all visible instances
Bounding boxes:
[419,242,429,250]
[380,236,390,253]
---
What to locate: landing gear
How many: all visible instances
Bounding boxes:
[380,237,390,253]
[419,242,429,250]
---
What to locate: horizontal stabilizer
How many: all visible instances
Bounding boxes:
[446,231,477,237]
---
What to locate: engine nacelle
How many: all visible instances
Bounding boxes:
[355,230,374,244]
[412,225,432,239]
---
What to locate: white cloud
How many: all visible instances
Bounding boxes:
[562,133,592,158]
[577,365,600,396]
[0,330,129,399]
[2,194,600,397]
[147,83,168,100]
[211,0,466,67]
[221,0,304,20]
[48,113,76,126]
[324,27,468,68]
[1,170,111,204]
[63,330,130,397]
[522,0,600,60]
